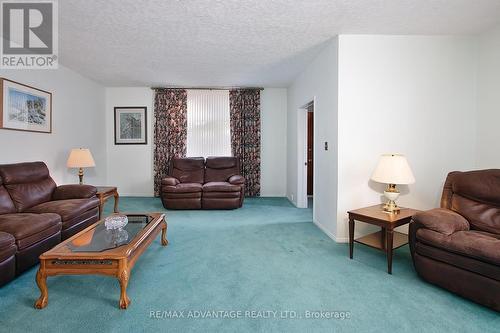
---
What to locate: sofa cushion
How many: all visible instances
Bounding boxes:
[415,241,500,282]
[205,156,237,169]
[170,158,205,184]
[0,161,50,184]
[451,195,500,235]
[5,178,57,212]
[162,183,202,193]
[162,192,201,199]
[161,176,180,186]
[204,157,239,183]
[441,170,500,235]
[228,175,245,185]
[416,228,500,265]
[203,191,241,198]
[0,185,16,215]
[202,182,241,192]
[0,162,56,212]
[0,213,61,250]
[0,231,14,248]
[413,208,469,236]
[52,184,97,200]
[26,198,99,222]
[0,232,16,262]
[61,206,99,232]
[451,169,500,206]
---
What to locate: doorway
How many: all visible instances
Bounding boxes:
[297,99,315,209]
[307,105,314,201]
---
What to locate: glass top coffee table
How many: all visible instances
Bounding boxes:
[34,212,168,310]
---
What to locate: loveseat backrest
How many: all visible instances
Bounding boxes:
[204,157,240,183]
[0,174,16,215]
[441,169,500,235]
[0,162,56,212]
[170,157,205,184]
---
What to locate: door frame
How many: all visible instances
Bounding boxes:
[297,97,316,209]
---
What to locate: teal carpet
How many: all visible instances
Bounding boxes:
[0,197,498,332]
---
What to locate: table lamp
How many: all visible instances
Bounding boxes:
[371,154,415,213]
[67,148,95,184]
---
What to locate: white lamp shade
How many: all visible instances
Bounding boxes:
[371,154,415,185]
[67,148,96,168]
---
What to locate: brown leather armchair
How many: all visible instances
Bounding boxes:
[409,169,500,311]
[0,162,99,286]
[160,157,245,210]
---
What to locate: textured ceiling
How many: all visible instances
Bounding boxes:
[59,0,500,87]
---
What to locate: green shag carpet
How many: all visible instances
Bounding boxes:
[0,197,498,332]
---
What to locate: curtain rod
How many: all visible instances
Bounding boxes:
[151,86,264,91]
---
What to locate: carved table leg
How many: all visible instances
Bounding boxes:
[98,197,104,219]
[118,269,131,309]
[34,268,48,309]
[113,191,120,213]
[161,220,169,246]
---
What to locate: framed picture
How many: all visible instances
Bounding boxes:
[0,78,52,133]
[114,106,147,145]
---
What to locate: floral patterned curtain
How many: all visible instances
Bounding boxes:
[229,89,261,196]
[153,89,187,196]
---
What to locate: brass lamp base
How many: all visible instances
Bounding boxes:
[383,200,400,213]
[78,167,84,185]
[383,184,400,213]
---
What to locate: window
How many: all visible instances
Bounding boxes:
[186,89,232,157]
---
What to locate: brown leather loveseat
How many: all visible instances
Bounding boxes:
[0,162,99,287]
[409,169,500,311]
[161,157,245,210]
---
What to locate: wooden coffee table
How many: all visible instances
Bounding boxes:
[34,212,168,310]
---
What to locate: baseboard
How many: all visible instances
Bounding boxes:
[287,196,298,207]
[260,194,287,197]
[120,193,154,197]
[313,220,348,243]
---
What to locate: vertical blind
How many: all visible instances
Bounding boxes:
[186,89,232,157]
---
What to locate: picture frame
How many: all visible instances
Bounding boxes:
[114,106,147,145]
[0,78,52,133]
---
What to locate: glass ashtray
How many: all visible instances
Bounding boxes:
[104,214,128,230]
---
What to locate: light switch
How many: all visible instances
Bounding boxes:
[324,142,328,151]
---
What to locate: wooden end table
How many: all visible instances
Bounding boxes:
[348,204,419,274]
[96,186,119,219]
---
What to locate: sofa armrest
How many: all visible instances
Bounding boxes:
[228,175,245,185]
[162,176,180,186]
[413,208,469,236]
[52,184,97,200]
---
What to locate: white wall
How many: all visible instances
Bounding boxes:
[104,87,287,197]
[260,88,287,196]
[105,87,154,196]
[476,24,500,168]
[336,35,477,241]
[0,66,106,185]
[286,38,339,239]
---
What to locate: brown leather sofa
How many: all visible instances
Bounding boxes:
[0,162,99,286]
[409,169,500,311]
[161,157,245,210]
